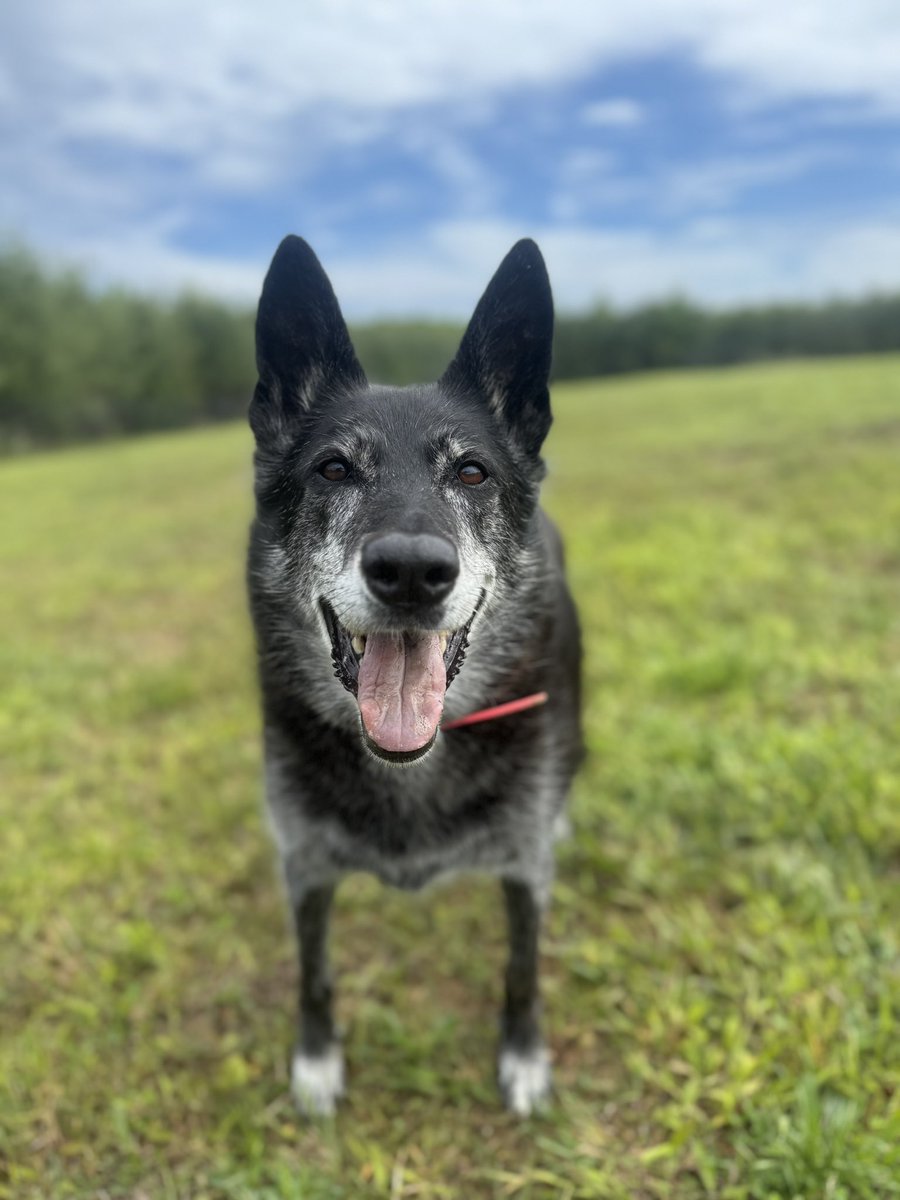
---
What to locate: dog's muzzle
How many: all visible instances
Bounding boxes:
[320,592,483,764]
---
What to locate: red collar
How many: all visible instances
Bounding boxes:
[441,691,548,731]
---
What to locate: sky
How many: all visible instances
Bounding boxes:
[2,0,900,318]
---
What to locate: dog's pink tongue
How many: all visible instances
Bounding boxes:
[357,632,446,753]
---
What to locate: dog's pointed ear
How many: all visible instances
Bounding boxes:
[441,239,553,458]
[250,236,366,444]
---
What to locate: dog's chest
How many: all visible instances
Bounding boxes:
[271,762,535,893]
[315,811,523,890]
[265,700,557,893]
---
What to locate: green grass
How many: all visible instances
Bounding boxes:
[2,355,900,1199]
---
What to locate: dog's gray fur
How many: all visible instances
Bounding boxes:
[247,236,583,1115]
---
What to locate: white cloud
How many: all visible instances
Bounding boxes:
[34,227,266,307]
[328,215,900,317]
[4,1,900,177]
[46,212,900,318]
[659,146,847,212]
[694,1,900,114]
[550,149,642,221]
[581,99,644,127]
[549,144,848,223]
[3,0,900,313]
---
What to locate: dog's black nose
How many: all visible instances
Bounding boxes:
[362,532,459,607]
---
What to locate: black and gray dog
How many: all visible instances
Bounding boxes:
[247,235,583,1116]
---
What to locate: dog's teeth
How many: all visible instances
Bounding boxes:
[352,635,366,656]
[438,632,449,654]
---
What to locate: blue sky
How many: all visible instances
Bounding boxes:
[2,0,900,317]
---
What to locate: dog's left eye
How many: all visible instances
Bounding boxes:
[457,462,487,486]
[319,459,351,482]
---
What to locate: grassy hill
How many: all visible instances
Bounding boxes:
[2,357,900,1198]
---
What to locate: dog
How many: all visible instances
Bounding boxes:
[247,235,583,1116]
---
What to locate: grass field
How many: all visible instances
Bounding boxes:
[2,356,900,1199]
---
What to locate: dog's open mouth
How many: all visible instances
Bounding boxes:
[321,598,480,763]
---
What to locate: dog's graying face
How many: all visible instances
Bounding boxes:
[250,236,554,765]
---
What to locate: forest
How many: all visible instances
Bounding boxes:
[3,243,900,449]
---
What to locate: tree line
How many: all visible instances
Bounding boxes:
[2,244,900,450]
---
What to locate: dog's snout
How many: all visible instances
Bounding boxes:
[362,532,459,607]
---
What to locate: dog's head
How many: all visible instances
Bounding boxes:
[250,236,554,765]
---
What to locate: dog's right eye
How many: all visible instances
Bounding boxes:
[318,459,351,482]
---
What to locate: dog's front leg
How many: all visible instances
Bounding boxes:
[498,877,551,1115]
[289,882,344,1116]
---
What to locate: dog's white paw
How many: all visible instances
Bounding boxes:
[498,1045,552,1116]
[291,1044,345,1117]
